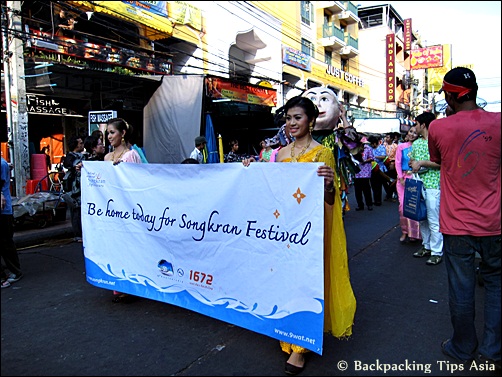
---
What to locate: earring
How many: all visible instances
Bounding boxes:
[309,123,314,132]
[121,136,125,145]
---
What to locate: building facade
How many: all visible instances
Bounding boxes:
[2,1,429,196]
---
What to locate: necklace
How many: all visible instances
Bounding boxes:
[290,137,312,163]
[112,147,127,163]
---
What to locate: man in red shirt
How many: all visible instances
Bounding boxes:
[428,67,501,369]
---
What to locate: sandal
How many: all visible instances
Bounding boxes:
[1,280,11,289]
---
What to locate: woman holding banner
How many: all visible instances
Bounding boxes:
[244,96,356,375]
[104,118,143,303]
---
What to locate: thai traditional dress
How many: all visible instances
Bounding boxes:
[395,141,421,240]
[279,144,357,354]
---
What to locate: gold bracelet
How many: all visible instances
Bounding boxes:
[324,185,334,193]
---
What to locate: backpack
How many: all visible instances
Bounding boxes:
[62,170,75,193]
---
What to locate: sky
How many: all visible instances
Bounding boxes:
[357,1,501,112]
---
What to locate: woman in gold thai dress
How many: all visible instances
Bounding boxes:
[245,96,356,375]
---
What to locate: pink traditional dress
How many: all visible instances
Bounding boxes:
[395,141,421,240]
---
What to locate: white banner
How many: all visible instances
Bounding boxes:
[81,161,325,354]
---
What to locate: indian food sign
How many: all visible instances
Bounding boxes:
[410,46,443,70]
[386,34,395,103]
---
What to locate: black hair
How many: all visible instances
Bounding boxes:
[415,112,436,129]
[107,118,134,144]
[181,158,199,164]
[282,96,319,127]
[84,135,99,154]
[367,135,380,145]
[68,135,82,151]
[91,129,103,141]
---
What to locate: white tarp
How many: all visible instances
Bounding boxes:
[81,161,325,354]
[353,118,401,134]
[144,75,204,164]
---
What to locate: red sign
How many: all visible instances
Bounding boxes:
[410,46,443,70]
[386,34,395,103]
[404,19,412,51]
[205,77,277,107]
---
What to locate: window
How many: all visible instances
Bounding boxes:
[325,50,332,65]
[341,58,349,72]
[301,1,314,25]
[301,38,313,57]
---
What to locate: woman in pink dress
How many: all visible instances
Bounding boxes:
[104,118,142,302]
[395,126,421,243]
[104,118,142,164]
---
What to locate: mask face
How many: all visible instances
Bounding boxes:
[303,87,340,130]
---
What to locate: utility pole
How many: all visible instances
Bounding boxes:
[3,1,29,197]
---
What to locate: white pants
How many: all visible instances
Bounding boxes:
[419,188,443,256]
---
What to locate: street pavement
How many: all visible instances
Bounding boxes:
[2,194,495,376]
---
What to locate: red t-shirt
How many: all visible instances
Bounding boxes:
[428,109,501,236]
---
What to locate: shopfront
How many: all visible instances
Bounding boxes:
[143,75,278,164]
[204,76,278,158]
[280,46,370,113]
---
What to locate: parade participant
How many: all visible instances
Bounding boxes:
[368,135,388,207]
[302,87,359,215]
[383,133,398,201]
[243,96,356,375]
[84,135,105,161]
[395,126,421,243]
[353,136,374,211]
[410,112,442,265]
[225,139,255,163]
[104,118,142,164]
[104,118,143,303]
[428,67,501,369]
[63,135,85,242]
[258,140,273,162]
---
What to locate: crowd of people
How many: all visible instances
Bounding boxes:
[2,68,500,373]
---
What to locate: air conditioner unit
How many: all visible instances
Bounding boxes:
[340,46,351,55]
[33,39,59,51]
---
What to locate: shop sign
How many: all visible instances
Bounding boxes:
[404,19,412,51]
[427,45,452,93]
[126,1,168,18]
[282,46,311,72]
[386,34,395,103]
[168,1,203,30]
[88,110,117,135]
[26,94,70,115]
[206,77,277,107]
[325,66,364,87]
[410,45,443,70]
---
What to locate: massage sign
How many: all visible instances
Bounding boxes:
[26,94,71,115]
[386,34,395,103]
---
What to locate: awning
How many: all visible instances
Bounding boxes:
[399,118,415,133]
[399,118,415,126]
[71,1,173,40]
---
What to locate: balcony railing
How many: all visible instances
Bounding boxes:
[345,1,359,16]
[345,34,358,50]
[323,22,345,40]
